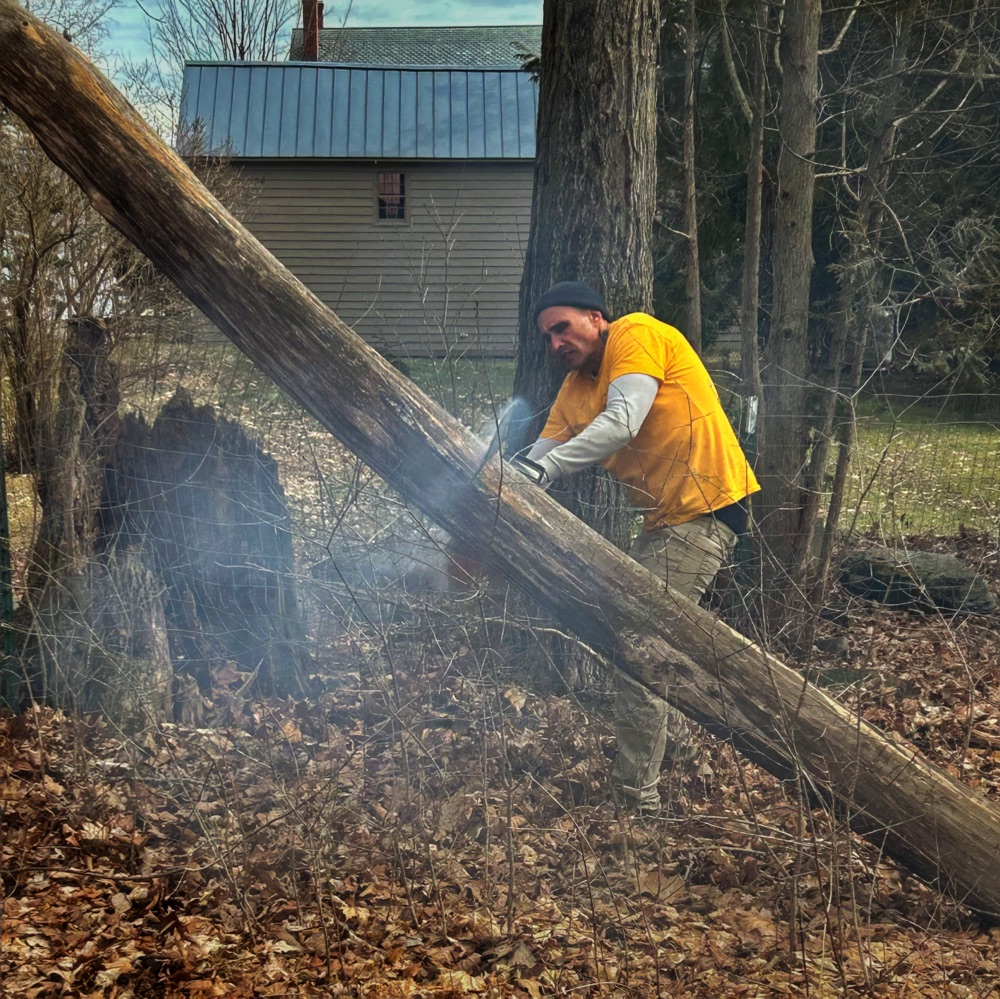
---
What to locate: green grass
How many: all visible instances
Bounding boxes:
[844,407,1000,535]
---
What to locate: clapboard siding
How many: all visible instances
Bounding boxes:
[237,159,532,356]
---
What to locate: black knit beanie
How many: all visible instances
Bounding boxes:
[532,281,611,324]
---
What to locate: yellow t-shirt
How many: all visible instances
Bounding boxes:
[540,313,760,530]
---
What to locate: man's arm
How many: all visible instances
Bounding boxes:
[525,373,659,482]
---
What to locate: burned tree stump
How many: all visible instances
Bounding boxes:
[106,389,308,695]
[24,322,306,717]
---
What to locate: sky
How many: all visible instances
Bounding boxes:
[106,0,543,65]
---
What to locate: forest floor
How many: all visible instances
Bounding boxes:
[2,532,1000,997]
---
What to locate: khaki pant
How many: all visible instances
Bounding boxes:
[611,515,737,810]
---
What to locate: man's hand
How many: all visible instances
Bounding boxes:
[508,454,550,485]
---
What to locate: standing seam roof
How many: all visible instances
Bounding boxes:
[180,63,538,160]
[287,24,542,67]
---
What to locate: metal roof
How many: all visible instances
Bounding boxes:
[179,63,538,160]
[287,24,541,66]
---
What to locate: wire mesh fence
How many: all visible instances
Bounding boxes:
[5,329,999,661]
[845,405,1000,537]
[0,316,997,736]
[707,366,1000,541]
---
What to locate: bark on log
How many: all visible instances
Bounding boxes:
[3,0,1000,918]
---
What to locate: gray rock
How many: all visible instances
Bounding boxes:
[840,548,998,615]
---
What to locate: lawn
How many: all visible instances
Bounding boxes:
[846,405,1000,536]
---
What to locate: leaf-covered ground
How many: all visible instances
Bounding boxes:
[3,538,1000,997]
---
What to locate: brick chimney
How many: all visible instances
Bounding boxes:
[302,0,323,60]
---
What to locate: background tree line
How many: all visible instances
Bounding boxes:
[657,0,1000,365]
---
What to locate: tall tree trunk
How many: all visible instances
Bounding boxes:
[510,0,659,683]
[9,0,1000,919]
[681,0,702,353]
[28,318,119,595]
[23,319,174,723]
[755,0,822,621]
[715,0,769,628]
[3,288,51,474]
[513,0,659,552]
[738,0,769,438]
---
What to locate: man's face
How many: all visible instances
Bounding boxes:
[537,306,606,373]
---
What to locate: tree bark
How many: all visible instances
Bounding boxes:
[515,0,659,418]
[508,0,659,682]
[755,0,823,609]
[5,0,1000,919]
[29,319,118,587]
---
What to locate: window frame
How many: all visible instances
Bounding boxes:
[374,170,408,225]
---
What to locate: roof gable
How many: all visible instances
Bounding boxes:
[287,24,541,66]
[179,63,538,160]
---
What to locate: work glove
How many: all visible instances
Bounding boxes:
[508,454,550,486]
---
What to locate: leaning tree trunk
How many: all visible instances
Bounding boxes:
[755,0,822,622]
[513,0,659,551]
[8,0,1000,920]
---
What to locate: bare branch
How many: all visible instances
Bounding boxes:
[818,0,860,56]
[716,0,752,124]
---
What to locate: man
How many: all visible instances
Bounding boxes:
[514,281,760,816]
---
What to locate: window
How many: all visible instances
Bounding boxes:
[377,172,406,221]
